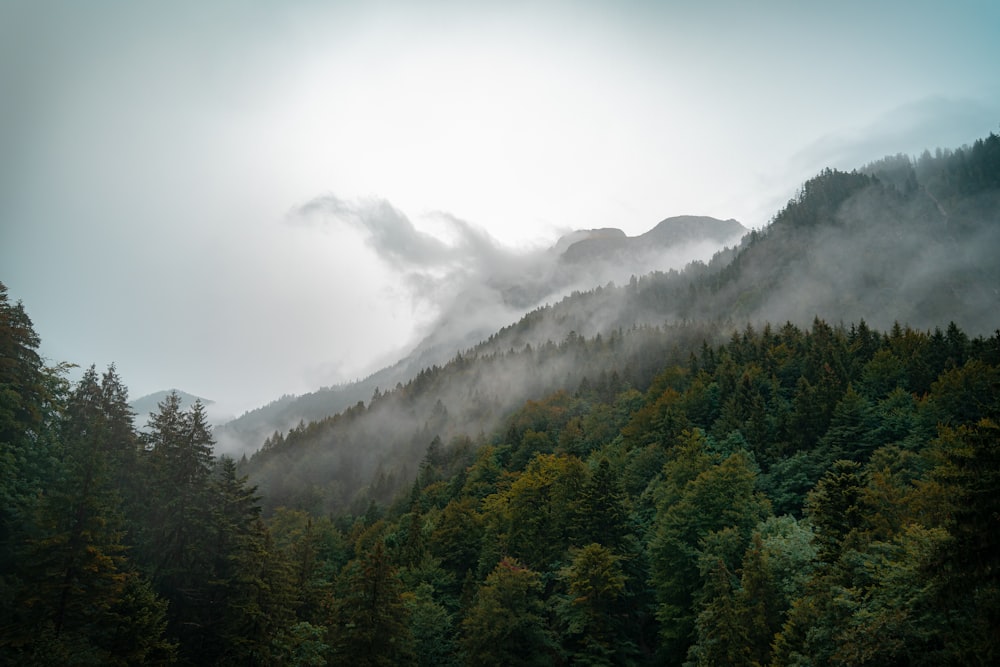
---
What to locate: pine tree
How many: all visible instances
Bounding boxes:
[649,448,771,663]
[0,283,63,631]
[556,543,636,666]
[460,557,554,667]
[6,366,173,664]
[573,458,630,551]
[333,539,414,666]
[207,457,297,665]
[139,395,218,660]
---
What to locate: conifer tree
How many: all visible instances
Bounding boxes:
[556,543,636,666]
[461,557,554,666]
[573,458,631,551]
[139,396,219,660]
[332,539,414,666]
[649,447,770,663]
[0,283,62,623]
[6,366,173,664]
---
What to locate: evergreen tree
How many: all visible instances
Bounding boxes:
[207,457,297,666]
[649,448,771,664]
[556,543,636,666]
[573,458,631,551]
[460,558,554,666]
[139,396,218,662]
[4,365,173,664]
[332,539,414,666]
[0,283,63,629]
[923,418,1000,663]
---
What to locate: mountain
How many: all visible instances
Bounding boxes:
[560,216,745,263]
[214,215,746,455]
[238,131,1000,516]
[131,389,232,430]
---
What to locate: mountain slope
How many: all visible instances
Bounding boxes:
[240,132,1000,515]
[216,215,746,454]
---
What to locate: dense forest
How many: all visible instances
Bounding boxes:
[2,133,999,664]
[3,284,999,664]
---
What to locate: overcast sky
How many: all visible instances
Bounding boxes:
[2,0,998,416]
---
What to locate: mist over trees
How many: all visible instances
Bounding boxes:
[213,214,746,456]
[2,131,999,664]
[239,131,1000,516]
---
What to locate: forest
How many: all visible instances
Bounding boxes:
[2,281,999,665]
[2,133,999,665]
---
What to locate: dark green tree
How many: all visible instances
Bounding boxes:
[573,458,630,551]
[556,543,636,666]
[649,447,771,663]
[460,557,554,666]
[4,365,174,665]
[332,539,414,666]
[0,283,63,626]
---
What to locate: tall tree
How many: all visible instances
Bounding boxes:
[556,543,636,666]
[649,447,770,664]
[332,539,414,666]
[923,418,1000,663]
[573,458,632,552]
[460,558,554,667]
[5,365,173,664]
[139,396,218,661]
[0,282,62,622]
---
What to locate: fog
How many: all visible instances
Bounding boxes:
[227,141,1000,512]
[290,195,745,370]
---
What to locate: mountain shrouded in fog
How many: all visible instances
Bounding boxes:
[213,214,746,454]
[236,132,1000,515]
[6,1,998,414]
[5,0,1000,662]
[2,129,999,665]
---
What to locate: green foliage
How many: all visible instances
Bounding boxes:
[556,543,637,666]
[332,540,414,667]
[650,445,771,663]
[5,131,1000,667]
[483,452,587,570]
[404,582,458,667]
[573,458,632,551]
[460,558,555,666]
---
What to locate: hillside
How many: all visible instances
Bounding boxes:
[240,132,1000,518]
[215,215,747,455]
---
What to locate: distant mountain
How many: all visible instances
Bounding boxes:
[560,216,745,263]
[131,389,233,430]
[640,215,746,245]
[239,131,1000,516]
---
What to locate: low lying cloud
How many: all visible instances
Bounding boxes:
[290,194,744,368]
[291,195,549,351]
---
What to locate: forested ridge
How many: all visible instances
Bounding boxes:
[240,132,1000,518]
[2,132,999,664]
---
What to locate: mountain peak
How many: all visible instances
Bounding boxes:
[560,215,746,264]
[640,215,747,244]
[552,227,626,255]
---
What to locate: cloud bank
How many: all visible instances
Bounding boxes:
[290,195,747,372]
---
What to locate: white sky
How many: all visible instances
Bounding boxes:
[2,0,999,415]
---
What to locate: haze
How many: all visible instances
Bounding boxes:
[2,0,998,415]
